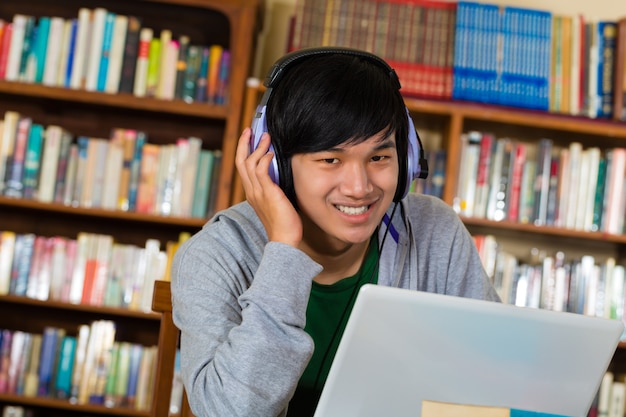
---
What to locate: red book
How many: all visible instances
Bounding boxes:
[0,23,12,80]
[506,142,526,223]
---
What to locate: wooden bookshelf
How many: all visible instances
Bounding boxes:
[0,0,260,416]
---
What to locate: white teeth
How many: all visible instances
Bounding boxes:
[336,205,369,215]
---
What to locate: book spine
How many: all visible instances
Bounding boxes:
[69,8,92,90]
[85,8,107,91]
[54,335,77,399]
[5,15,28,81]
[42,17,65,86]
[96,12,116,92]
[133,27,153,97]
[118,16,142,94]
[4,117,32,198]
[105,15,129,94]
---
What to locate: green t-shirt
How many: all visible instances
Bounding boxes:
[287,236,379,417]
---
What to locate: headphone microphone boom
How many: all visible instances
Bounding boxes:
[250,47,428,199]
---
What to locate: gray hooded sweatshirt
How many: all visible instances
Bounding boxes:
[171,193,500,417]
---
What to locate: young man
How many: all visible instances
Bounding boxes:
[171,47,500,417]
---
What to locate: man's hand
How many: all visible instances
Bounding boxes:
[235,128,303,247]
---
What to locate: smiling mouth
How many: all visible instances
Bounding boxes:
[335,204,370,215]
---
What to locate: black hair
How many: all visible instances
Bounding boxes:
[265,53,409,206]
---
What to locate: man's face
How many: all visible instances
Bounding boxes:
[291,130,399,250]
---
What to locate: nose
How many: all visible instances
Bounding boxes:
[340,162,373,197]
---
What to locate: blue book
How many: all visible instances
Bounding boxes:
[22,123,44,200]
[127,131,147,212]
[194,47,210,102]
[64,18,79,88]
[596,21,618,118]
[97,12,116,92]
[54,335,76,399]
[215,50,230,105]
[4,117,32,198]
[9,233,35,296]
[452,1,473,101]
[125,344,143,407]
[38,327,60,397]
[32,16,51,83]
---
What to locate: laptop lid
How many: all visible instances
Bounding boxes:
[313,284,624,417]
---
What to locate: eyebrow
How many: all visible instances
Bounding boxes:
[324,138,396,153]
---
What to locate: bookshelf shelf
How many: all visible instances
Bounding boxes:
[0,294,161,321]
[461,216,626,245]
[0,393,150,416]
[0,0,260,415]
[0,196,207,229]
[0,80,230,119]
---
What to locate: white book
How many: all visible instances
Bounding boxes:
[0,231,16,295]
[139,239,166,312]
[100,136,123,209]
[70,8,93,90]
[55,19,74,87]
[178,136,202,217]
[5,14,28,81]
[610,265,626,321]
[37,125,64,203]
[42,17,66,86]
[48,237,67,301]
[0,111,20,195]
[104,14,129,94]
[564,142,582,229]
[582,147,601,231]
[159,40,179,100]
[68,232,91,304]
[609,381,626,417]
[603,148,626,234]
[85,7,107,91]
[133,28,154,97]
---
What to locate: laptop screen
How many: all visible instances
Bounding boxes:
[314,284,624,417]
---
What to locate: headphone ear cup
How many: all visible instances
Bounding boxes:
[403,111,429,198]
[250,104,280,184]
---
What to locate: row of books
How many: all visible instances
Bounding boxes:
[0,230,188,312]
[454,131,626,235]
[594,372,626,417]
[0,406,27,417]
[0,321,158,411]
[0,8,230,104]
[474,235,626,327]
[289,0,626,119]
[0,110,223,219]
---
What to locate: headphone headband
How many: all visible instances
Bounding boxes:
[264,47,402,90]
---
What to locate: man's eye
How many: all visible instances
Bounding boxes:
[322,158,338,164]
[372,155,388,162]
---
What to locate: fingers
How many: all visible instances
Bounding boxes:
[235,128,274,197]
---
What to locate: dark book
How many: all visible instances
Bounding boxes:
[613,17,626,121]
[173,35,190,99]
[118,16,142,94]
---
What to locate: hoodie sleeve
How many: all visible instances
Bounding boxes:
[171,212,323,417]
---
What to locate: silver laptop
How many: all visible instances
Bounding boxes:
[314,284,624,417]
